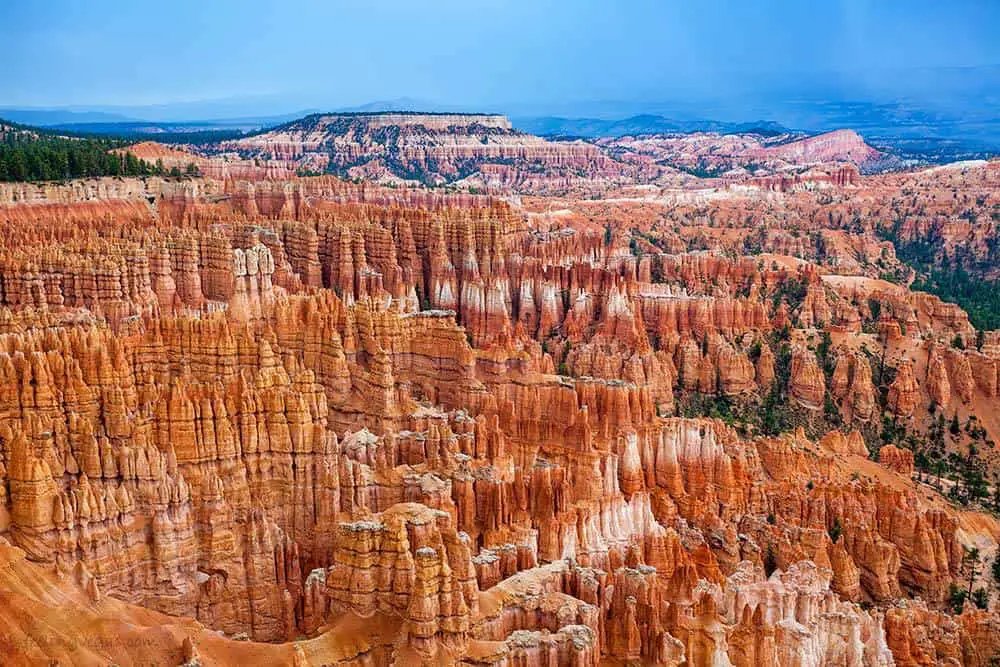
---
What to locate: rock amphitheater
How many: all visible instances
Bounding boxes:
[0,154,998,666]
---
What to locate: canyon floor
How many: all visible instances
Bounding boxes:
[0,114,999,666]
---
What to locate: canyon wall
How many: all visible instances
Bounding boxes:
[0,174,996,666]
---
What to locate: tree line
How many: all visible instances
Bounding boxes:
[1,131,152,182]
[881,222,1000,331]
[0,124,199,182]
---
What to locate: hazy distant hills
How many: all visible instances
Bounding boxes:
[0,96,440,130]
[511,115,792,138]
[512,105,1000,162]
[0,113,310,135]
[0,108,137,126]
[2,63,998,161]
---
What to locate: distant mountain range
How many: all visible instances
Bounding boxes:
[0,109,136,125]
[511,115,793,138]
[0,64,996,159]
[0,111,310,134]
[509,110,999,162]
[3,66,999,163]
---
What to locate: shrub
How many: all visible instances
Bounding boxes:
[949,584,968,614]
[764,544,778,577]
[972,588,989,610]
[828,517,842,544]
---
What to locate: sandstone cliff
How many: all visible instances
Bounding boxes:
[0,171,996,666]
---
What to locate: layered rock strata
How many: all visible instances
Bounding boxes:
[0,173,996,666]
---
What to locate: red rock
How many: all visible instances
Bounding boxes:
[0,165,995,666]
[888,360,921,417]
[755,341,776,389]
[926,347,952,408]
[789,345,825,409]
[879,445,914,477]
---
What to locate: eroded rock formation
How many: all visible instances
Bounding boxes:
[0,168,997,666]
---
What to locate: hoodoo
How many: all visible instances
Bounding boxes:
[1,4,999,664]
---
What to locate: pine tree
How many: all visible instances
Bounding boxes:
[764,543,778,577]
[828,517,842,544]
[965,547,980,591]
[949,584,967,614]
[971,588,988,610]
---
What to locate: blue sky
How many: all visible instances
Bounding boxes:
[2,0,998,113]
